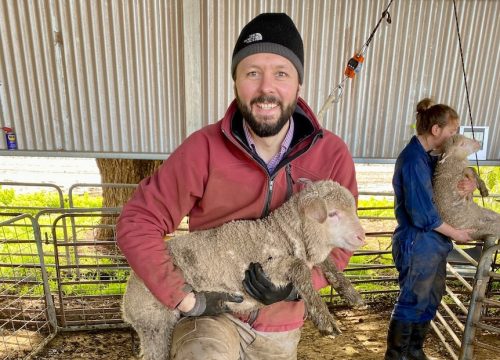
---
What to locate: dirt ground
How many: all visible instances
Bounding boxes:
[30,306,409,360]
[30,303,498,360]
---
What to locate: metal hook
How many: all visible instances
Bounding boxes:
[385,11,392,24]
[316,82,345,124]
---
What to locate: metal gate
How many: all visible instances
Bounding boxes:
[0,214,57,359]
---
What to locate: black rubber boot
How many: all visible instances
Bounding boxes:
[384,318,412,360]
[407,322,431,360]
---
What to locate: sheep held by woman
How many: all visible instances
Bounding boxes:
[433,134,500,239]
[122,180,366,360]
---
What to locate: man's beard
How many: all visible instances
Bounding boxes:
[236,95,297,137]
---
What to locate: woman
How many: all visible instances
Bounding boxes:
[384,98,476,360]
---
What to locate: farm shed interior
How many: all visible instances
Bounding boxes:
[0,0,499,359]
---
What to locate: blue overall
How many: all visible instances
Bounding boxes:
[391,136,453,323]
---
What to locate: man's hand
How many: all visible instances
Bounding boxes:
[242,262,296,305]
[180,291,243,317]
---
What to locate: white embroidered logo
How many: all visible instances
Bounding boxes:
[243,33,263,44]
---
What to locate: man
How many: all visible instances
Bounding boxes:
[117,13,358,359]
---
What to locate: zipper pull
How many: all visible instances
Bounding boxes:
[285,164,294,184]
[269,179,274,192]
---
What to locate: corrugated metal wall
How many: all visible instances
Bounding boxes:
[200,0,500,160]
[0,0,499,160]
[0,0,185,154]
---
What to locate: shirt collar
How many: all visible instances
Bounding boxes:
[243,118,295,172]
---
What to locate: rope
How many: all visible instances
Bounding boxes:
[452,0,485,206]
[317,0,395,122]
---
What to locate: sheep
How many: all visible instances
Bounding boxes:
[122,179,366,360]
[433,134,500,239]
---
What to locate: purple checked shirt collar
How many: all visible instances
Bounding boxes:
[243,118,294,174]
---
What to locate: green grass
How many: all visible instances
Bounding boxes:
[0,187,103,212]
[478,166,500,194]
[358,196,395,218]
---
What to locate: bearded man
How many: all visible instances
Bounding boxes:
[117,13,358,360]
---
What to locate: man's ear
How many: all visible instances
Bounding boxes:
[303,198,327,223]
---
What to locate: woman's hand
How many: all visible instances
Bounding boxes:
[452,228,475,243]
[435,223,475,243]
[457,177,477,198]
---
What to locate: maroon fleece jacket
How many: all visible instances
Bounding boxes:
[116,97,358,331]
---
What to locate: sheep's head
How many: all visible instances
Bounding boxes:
[440,134,480,163]
[297,180,365,252]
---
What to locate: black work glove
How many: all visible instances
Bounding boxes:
[181,291,244,317]
[242,262,297,305]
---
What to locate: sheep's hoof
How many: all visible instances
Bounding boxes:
[318,326,341,337]
[353,301,368,310]
[346,295,365,308]
[317,320,342,337]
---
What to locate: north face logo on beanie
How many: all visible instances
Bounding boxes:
[244,33,263,44]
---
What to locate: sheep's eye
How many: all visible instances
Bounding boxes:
[328,211,338,218]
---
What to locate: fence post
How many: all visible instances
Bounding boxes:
[459,236,499,360]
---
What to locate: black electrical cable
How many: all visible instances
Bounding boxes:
[361,0,394,53]
[452,0,485,207]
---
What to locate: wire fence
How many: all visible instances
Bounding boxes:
[0,182,498,359]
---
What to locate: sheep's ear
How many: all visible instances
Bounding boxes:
[439,153,450,164]
[304,198,328,223]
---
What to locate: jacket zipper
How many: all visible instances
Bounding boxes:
[285,164,294,201]
[259,131,322,218]
[261,178,274,218]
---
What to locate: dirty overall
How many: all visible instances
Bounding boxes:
[170,314,301,360]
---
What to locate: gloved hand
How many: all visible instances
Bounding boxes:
[181,291,244,317]
[242,262,297,305]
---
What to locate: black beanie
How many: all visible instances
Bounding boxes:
[231,13,304,84]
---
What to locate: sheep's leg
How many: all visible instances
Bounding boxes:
[464,167,489,198]
[135,318,177,360]
[476,178,489,198]
[475,209,500,238]
[123,273,179,360]
[318,258,365,308]
[288,258,341,336]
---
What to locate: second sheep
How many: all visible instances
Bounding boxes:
[433,134,500,239]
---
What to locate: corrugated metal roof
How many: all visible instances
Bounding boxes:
[0,0,499,160]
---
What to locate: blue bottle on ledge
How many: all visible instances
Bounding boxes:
[2,127,18,150]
